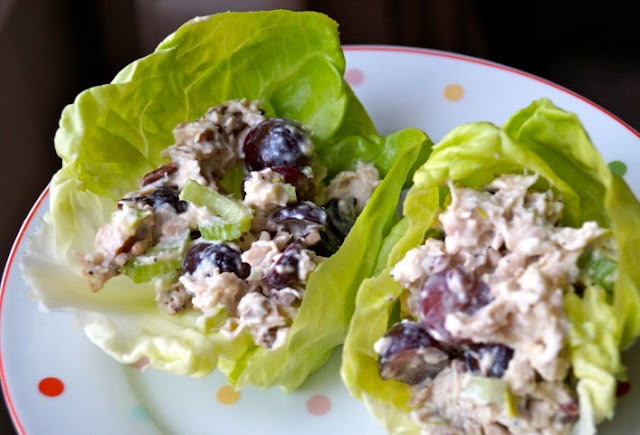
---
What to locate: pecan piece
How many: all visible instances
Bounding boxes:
[141,162,179,186]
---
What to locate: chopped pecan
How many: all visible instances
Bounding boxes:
[115,235,137,255]
[141,162,179,186]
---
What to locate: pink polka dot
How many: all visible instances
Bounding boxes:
[344,69,364,86]
[306,394,331,416]
[38,377,64,397]
[130,357,149,369]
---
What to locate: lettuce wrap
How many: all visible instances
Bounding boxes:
[341,99,640,433]
[21,10,430,391]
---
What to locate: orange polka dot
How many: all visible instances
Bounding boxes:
[38,377,64,397]
[216,385,240,405]
[444,83,464,101]
[306,394,331,416]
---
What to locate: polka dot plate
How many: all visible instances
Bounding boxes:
[2,46,640,435]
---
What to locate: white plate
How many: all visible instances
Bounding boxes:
[2,45,640,435]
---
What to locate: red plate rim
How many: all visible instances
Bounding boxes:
[1,184,50,435]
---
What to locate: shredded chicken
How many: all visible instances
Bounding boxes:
[388,175,606,434]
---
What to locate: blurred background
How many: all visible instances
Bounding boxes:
[1,0,639,432]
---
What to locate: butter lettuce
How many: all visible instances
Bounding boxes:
[22,11,429,388]
[341,99,640,433]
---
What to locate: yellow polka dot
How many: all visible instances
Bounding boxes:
[444,84,464,101]
[216,385,241,405]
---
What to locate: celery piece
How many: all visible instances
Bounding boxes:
[200,217,244,242]
[461,374,511,408]
[578,251,617,292]
[195,304,230,332]
[115,206,152,236]
[180,180,253,233]
[124,230,190,284]
[283,183,297,203]
[124,258,183,284]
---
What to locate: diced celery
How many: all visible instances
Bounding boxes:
[180,180,253,233]
[578,251,617,292]
[123,230,190,284]
[124,258,183,284]
[116,206,152,236]
[199,217,244,242]
[152,270,183,291]
[283,183,297,203]
[195,305,229,332]
[460,374,512,408]
[504,387,517,418]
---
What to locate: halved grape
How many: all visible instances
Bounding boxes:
[264,240,306,289]
[182,242,250,279]
[271,165,313,200]
[324,198,358,238]
[306,199,357,257]
[269,203,328,241]
[376,321,450,385]
[418,267,492,343]
[271,203,327,227]
[463,343,514,378]
[243,118,313,171]
[558,401,580,424]
[121,186,187,213]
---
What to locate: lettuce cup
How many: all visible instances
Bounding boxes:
[22,10,429,391]
[342,99,640,434]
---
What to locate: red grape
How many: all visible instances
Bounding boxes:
[377,321,450,384]
[120,186,187,213]
[243,118,313,171]
[271,165,313,200]
[463,343,514,378]
[182,242,250,279]
[269,203,328,239]
[264,240,307,289]
[418,267,492,343]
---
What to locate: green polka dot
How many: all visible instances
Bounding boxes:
[608,160,627,176]
[131,404,151,422]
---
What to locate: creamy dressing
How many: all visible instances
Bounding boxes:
[235,292,294,349]
[241,233,282,280]
[243,168,295,210]
[180,260,247,315]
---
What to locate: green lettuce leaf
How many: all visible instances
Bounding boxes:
[22,10,430,389]
[565,286,621,430]
[111,11,376,146]
[341,98,640,433]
